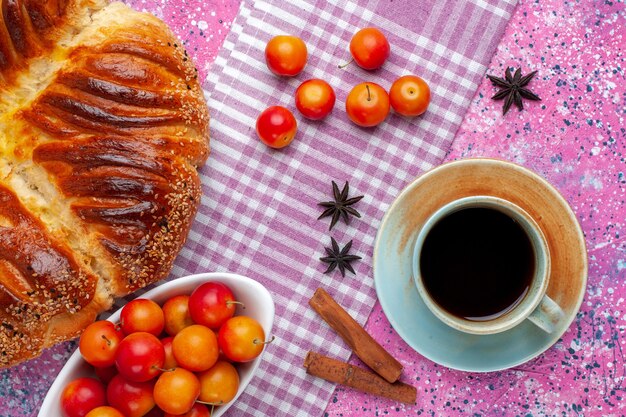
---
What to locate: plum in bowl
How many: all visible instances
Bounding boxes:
[38,272,275,417]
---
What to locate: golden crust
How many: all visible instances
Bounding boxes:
[0,1,209,367]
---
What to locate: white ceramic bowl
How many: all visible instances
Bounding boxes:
[38,272,275,417]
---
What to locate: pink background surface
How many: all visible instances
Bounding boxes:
[328,1,626,415]
[2,0,625,416]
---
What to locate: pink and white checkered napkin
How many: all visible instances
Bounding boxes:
[175,0,517,415]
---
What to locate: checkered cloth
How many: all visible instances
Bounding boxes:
[175,0,517,415]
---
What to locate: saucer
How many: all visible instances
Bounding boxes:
[373,158,588,372]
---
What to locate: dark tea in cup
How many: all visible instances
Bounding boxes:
[419,207,535,321]
[412,196,563,335]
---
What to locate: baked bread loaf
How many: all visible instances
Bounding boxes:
[0,0,209,367]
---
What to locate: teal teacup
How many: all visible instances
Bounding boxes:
[412,196,564,335]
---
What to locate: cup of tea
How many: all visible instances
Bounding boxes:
[412,195,565,335]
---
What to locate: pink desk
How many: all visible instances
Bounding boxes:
[2,0,625,415]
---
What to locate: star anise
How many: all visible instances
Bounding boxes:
[318,181,364,231]
[320,237,362,277]
[487,67,541,115]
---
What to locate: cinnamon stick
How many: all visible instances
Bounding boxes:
[309,287,403,383]
[304,351,417,404]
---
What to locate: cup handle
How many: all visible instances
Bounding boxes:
[527,295,565,333]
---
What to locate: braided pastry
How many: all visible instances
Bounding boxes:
[0,0,209,367]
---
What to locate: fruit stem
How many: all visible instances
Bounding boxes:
[253,335,276,345]
[226,300,246,309]
[366,84,371,101]
[338,58,353,69]
[101,335,111,346]
[152,366,175,372]
[197,400,224,406]
[196,400,223,416]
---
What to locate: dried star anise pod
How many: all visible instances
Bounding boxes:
[318,181,364,231]
[320,237,362,277]
[487,67,541,115]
